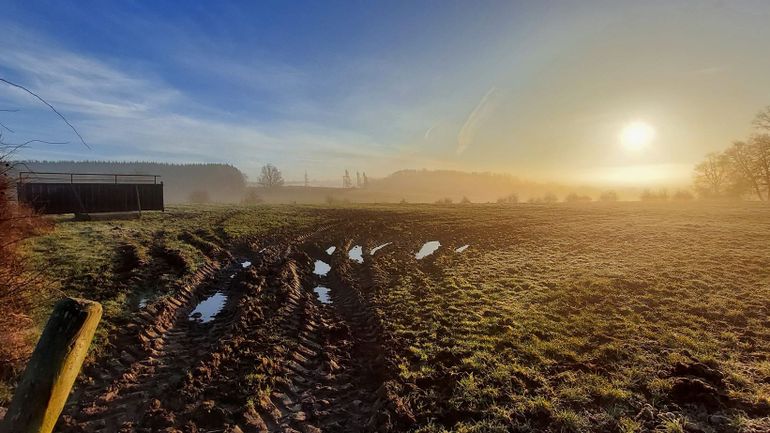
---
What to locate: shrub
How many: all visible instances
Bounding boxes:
[543,192,558,203]
[640,188,669,202]
[0,162,50,389]
[241,187,263,205]
[672,189,694,201]
[460,196,471,204]
[496,193,519,204]
[564,192,592,203]
[435,197,453,204]
[599,191,618,202]
[189,189,211,204]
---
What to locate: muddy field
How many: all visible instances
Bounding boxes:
[9,203,770,432]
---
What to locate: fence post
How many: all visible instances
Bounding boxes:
[0,298,102,433]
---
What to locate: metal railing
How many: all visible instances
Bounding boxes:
[17,171,161,185]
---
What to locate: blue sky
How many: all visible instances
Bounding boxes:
[2,1,770,185]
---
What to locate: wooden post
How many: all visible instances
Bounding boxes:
[0,298,102,433]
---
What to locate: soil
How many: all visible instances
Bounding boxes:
[55,227,409,433]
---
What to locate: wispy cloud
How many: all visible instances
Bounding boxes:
[0,25,417,179]
[457,87,500,155]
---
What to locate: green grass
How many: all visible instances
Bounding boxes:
[17,204,323,365]
[10,202,770,431]
[350,202,770,431]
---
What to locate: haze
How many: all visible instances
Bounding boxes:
[2,1,770,187]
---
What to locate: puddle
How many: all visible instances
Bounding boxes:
[241,261,252,268]
[314,260,331,276]
[416,241,441,259]
[370,242,391,255]
[138,296,148,309]
[455,245,470,253]
[189,292,228,323]
[314,286,331,304]
[348,245,364,263]
[326,246,336,255]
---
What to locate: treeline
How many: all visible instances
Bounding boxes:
[18,161,246,203]
[693,107,770,200]
[365,169,602,203]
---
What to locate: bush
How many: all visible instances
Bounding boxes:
[435,197,453,204]
[672,190,694,201]
[460,196,471,204]
[564,193,592,203]
[241,187,263,205]
[189,190,211,204]
[599,191,618,202]
[0,162,49,388]
[640,189,669,202]
[497,193,519,204]
[543,192,558,203]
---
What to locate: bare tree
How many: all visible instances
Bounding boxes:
[304,170,309,188]
[693,152,730,198]
[257,163,284,188]
[753,134,770,198]
[725,141,765,201]
[362,172,368,188]
[342,170,352,188]
[752,106,770,131]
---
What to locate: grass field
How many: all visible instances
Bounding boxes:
[8,202,770,432]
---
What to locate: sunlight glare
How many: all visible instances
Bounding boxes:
[620,121,655,151]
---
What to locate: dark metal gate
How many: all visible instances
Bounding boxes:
[17,172,164,214]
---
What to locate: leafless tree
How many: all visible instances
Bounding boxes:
[753,134,770,197]
[752,106,770,131]
[693,152,730,198]
[342,170,352,188]
[725,141,765,201]
[257,163,284,188]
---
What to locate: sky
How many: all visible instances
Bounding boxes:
[1,0,770,186]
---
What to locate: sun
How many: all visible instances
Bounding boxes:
[620,121,655,151]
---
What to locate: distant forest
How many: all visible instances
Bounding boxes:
[18,161,246,203]
[363,169,604,203]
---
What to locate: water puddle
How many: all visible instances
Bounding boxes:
[314,260,331,276]
[455,245,470,253]
[314,286,331,304]
[348,245,364,263]
[416,241,441,259]
[326,246,336,255]
[370,242,391,255]
[138,296,148,309]
[189,292,228,323]
[241,261,252,268]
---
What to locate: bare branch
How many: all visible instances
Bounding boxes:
[0,78,91,150]
[0,120,14,133]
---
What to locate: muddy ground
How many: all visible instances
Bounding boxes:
[13,203,768,432]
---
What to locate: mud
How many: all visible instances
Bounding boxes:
[56,227,409,433]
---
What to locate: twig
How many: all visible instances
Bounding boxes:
[0,120,14,133]
[0,78,90,150]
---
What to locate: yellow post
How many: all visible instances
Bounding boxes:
[1,298,102,433]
